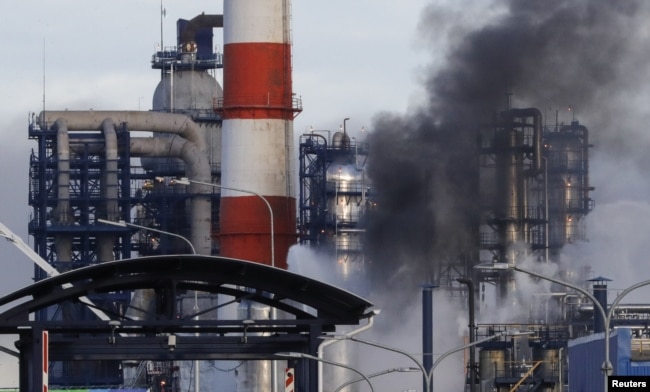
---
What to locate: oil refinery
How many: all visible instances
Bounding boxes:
[2,1,650,392]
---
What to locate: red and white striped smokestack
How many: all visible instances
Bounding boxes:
[220,0,299,269]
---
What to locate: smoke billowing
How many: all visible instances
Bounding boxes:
[364,0,650,300]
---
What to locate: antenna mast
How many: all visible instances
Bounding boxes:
[42,38,46,125]
[160,0,166,50]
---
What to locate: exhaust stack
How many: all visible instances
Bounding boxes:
[219,0,301,268]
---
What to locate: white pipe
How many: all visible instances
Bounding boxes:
[317,310,379,392]
[170,62,175,112]
[41,111,206,151]
[130,136,211,255]
[98,118,119,262]
[101,118,119,221]
[42,111,212,255]
[53,119,73,264]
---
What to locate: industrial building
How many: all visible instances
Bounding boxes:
[2,1,650,392]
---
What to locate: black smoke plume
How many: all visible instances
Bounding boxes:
[363,0,648,300]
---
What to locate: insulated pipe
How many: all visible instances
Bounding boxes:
[457,278,476,392]
[130,136,212,255]
[180,14,224,46]
[101,118,119,221]
[221,0,297,269]
[53,119,73,265]
[40,111,207,152]
[422,283,436,392]
[43,111,212,255]
[97,118,119,262]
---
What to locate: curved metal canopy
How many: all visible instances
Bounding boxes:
[0,254,373,325]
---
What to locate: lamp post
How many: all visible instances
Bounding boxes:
[457,278,476,392]
[320,333,507,392]
[97,218,199,392]
[334,367,419,392]
[476,262,612,391]
[172,177,274,268]
[275,352,375,392]
[172,177,278,391]
[317,310,380,392]
[97,219,196,254]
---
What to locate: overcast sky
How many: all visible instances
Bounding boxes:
[3,0,650,388]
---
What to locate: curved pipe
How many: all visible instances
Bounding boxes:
[40,111,207,153]
[180,14,224,47]
[130,136,211,255]
[43,111,212,255]
[317,311,378,392]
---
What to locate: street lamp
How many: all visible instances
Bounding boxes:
[320,333,508,392]
[275,352,375,392]
[97,219,196,254]
[171,177,274,268]
[334,367,419,392]
[476,262,614,390]
[171,177,278,391]
[97,218,199,391]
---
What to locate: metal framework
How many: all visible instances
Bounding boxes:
[0,255,374,391]
[298,133,331,246]
[26,116,223,386]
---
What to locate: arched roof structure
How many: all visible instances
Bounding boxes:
[0,255,374,391]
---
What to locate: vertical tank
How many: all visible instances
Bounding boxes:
[149,16,223,176]
[544,120,593,259]
[479,108,543,300]
[327,131,370,283]
[219,0,301,268]
[479,348,508,390]
[532,348,561,392]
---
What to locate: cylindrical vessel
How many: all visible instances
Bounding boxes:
[479,349,507,384]
[220,0,297,268]
[532,348,561,391]
[326,141,369,282]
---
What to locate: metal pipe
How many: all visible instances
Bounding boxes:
[98,118,119,262]
[317,311,379,392]
[422,283,436,392]
[457,278,476,392]
[53,119,73,265]
[180,14,224,45]
[41,111,212,255]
